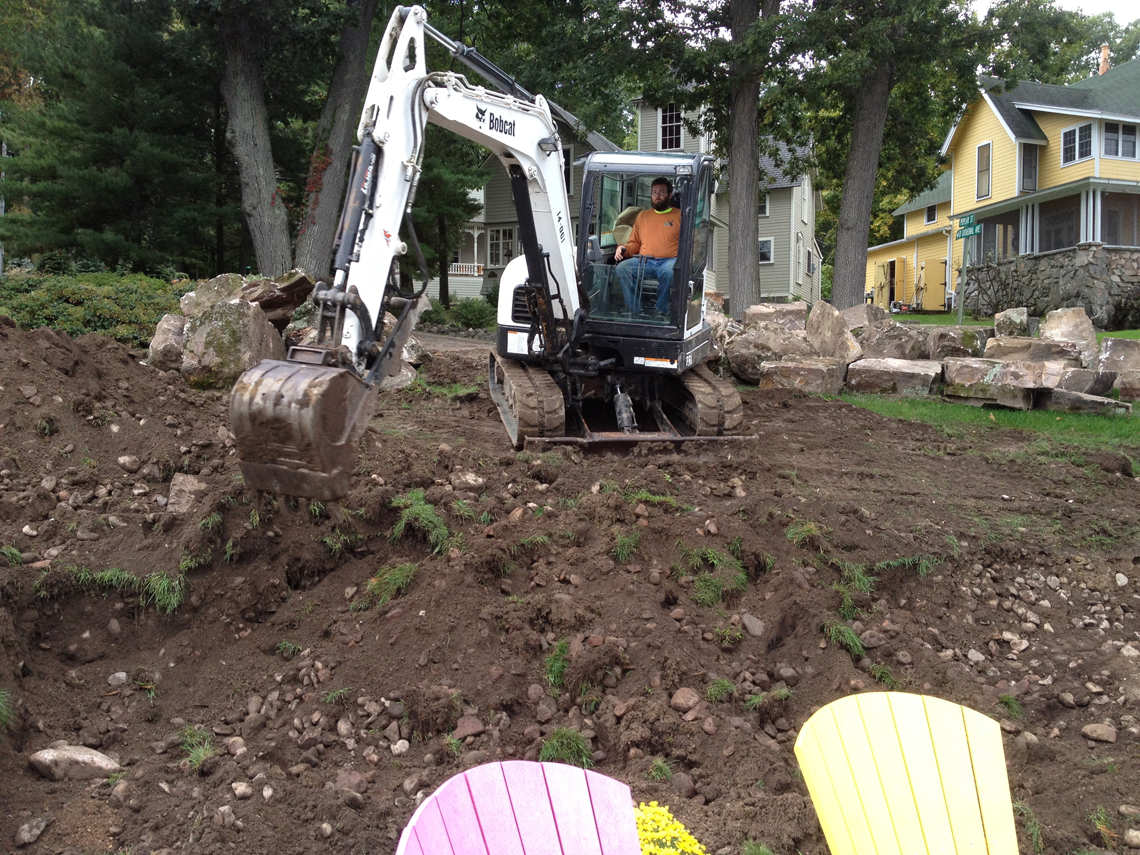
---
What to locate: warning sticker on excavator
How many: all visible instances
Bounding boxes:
[506,330,542,355]
[634,356,677,368]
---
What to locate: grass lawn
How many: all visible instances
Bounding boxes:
[1099,329,1140,341]
[896,312,992,327]
[842,393,1138,459]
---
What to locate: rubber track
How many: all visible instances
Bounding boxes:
[492,355,566,444]
[678,364,745,435]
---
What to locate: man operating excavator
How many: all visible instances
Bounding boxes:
[613,177,680,316]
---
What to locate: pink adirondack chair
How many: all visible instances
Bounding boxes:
[394,760,641,855]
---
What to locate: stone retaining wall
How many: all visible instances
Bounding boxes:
[966,244,1140,330]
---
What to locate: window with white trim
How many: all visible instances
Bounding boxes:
[976,142,991,200]
[924,204,937,225]
[489,227,514,266]
[1104,122,1137,158]
[758,238,774,264]
[659,103,682,150]
[758,194,769,217]
[1062,122,1093,165]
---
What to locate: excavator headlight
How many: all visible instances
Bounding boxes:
[538,137,560,153]
[675,165,693,175]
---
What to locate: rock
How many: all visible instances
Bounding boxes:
[1058,692,1076,708]
[845,358,942,395]
[1099,338,1140,374]
[1039,307,1099,367]
[107,671,128,687]
[991,360,1069,390]
[839,303,889,332]
[379,361,418,392]
[741,613,765,638]
[336,718,353,739]
[241,269,316,328]
[29,745,121,781]
[1117,573,1129,588]
[1036,389,1131,416]
[943,382,1034,411]
[860,631,888,649]
[994,307,1030,337]
[927,326,993,359]
[117,455,142,474]
[166,473,210,515]
[1121,370,1140,403]
[1080,723,1116,743]
[450,472,486,491]
[853,319,928,360]
[743,301,809,330]
[671,772,698,798]
[148,314,187,372]
[943,357,1002,386]
[14,818,49,847]
[336,769,369,794]
[806,301,863,364]
[1125,828,1140,849]
[536,697,557,723]
[180,273,245,316]
[757,357,846,396]
[390,739,410,756]
[725,323,816,383]
[452,715,485,740]
[1056,367,1117,396]
[670,688,702,713]
[983,336,1081,365]
[232,781,254,800]
[181,299,285,389]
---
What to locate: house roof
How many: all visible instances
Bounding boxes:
[892,171,952,216]
[548,102,622,153]
[758,141,808,189]
[943,59,1140,154]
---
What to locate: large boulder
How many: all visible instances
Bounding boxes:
[757,357,846,396]
[743,301,809,331]
[1098,338,1140,374]
[179,273,245,317]
[1119,370,1140,402]
[181,301,285,389]
[994,307,1030,337]
[983,336,1081,365]
[943,358,1002,386]
[846,358,942,395]
[1039,307,1099,368]
[853,319,928,360]
[1056,368,1117,396]
[991,360,1069,390]
[726,322,816,384]
[148,313,187,372]
[29,746,121,781]
[927,326,994,359]
[1037,389,1131,416]
[839,303,889,332]
[242,269,317,330]
[806,302,862,364]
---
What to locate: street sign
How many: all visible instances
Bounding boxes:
[956,224,982,239]
[959,214,975,226]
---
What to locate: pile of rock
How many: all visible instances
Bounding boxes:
[720,302,1137,415]
[146,271,426,391]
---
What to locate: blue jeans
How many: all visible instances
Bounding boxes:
[616,256,675,314]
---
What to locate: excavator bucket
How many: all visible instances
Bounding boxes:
[229,360,377,501]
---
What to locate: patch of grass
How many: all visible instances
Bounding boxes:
[223,539,237,563]
[545,639,570,692]
[997,694,1024,720]
[478,510,493,526]
[178,549,212,573]
[309,500,326,519]
[868,663,900,689]
[727,536,744,558]
[693,573,725,608]
[679,543,747,606]
[611,530,640,564]
[625,487,681,511]
[249,508,260,530]
[275,640,302,658]
[72,567,185,614]
[1,545,23,566]
[180,726,214,773]
[0,688,12,730]
[389,489,450,554]
[715,625,745,646]
[832,583,860,621]
[445,733,462,756]
[785,518,831,550]
[198,512,222,532]
[1012,800,1043,855]
[874,554,942,578]
[579,683,603,714]
[599,480,620,494]
[538,727,593,768]
[744,687,793,712]
[824,620,866,659]
[321,687,352,706]
[365,562,418,607]
[1088,805,1116,848]
[741,843,775,855]
[647,757,674,782]
[511,534,550,556]
[451,499,477,521]
[706,678,736,703]
[321,528,362,557]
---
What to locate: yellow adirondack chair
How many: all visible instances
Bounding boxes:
[794,692,1018,855]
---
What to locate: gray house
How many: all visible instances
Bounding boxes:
[634,98,822,306]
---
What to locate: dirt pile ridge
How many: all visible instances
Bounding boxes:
[2,318,1140,854]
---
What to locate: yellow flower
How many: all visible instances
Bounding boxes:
[634,802,708,855]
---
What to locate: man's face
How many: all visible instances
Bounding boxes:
[650,184,672,211]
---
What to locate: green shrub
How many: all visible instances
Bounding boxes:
[451,296,496,329]
[419,297,449,325]
[0,272,190,347]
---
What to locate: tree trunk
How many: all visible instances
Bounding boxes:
[832,62,893,310]
[220,13,292,277]
[213,95,226,276]
[438,213,451,308]
[726,0,764,320]
[293,0,379,279]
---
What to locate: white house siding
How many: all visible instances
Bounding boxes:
[759,187,794,299]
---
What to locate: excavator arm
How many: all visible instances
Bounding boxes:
[229,4,579,500]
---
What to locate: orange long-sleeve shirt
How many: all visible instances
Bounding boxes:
[625,208,680,258]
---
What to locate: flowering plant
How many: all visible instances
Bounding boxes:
[634,801,708,855]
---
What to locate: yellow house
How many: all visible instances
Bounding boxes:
[867,58,1140,322]
[865,172,954,311]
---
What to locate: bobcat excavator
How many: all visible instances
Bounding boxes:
[229,5,743,501]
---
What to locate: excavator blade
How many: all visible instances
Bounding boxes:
[229,360,376,501]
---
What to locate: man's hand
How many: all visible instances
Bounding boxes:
[615,245,627,261]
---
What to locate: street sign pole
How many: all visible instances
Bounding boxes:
[957,236,970,325]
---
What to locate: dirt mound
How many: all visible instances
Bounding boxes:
[2,321,1140,854]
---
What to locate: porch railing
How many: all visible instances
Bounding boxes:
[448,262,483,276]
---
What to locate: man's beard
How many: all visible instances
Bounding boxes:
[652,196,671,211]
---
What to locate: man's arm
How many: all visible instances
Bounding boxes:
[615,215,643,261]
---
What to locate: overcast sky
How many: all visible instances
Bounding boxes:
[974,0,1139,26]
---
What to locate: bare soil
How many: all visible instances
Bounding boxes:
[2,318,1140,854]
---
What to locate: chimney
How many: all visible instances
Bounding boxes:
[1099,44,1110,75]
